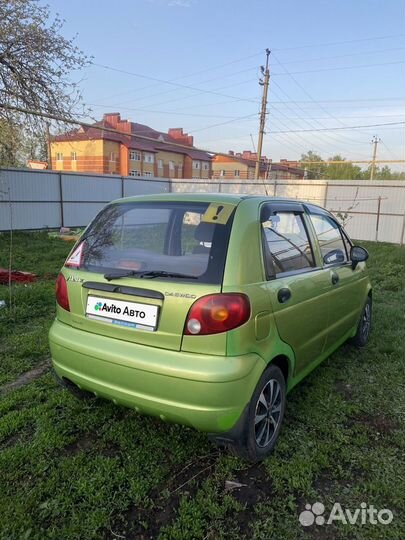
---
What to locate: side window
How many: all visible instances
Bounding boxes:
[310,214,348,264]
[261,209,315,275]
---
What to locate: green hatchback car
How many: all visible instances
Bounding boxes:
[50,193,372,461]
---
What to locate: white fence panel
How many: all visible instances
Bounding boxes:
[1,169,405,243]
[61,174,122,202]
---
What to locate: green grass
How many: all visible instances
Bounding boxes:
[0,232,404,540]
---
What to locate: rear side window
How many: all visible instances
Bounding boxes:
[78,201,234,284]
[309,214,348,263]
[261,209,315,275]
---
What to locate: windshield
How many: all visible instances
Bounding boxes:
[78,201,235,284]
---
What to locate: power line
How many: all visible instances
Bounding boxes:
[271,33,405,52]
[276,46,405,65]
[87,103,251,120]
[268,97,405,104]
[272,60,405,76]
[92,62,260,104]
[269,102,335,156]
[271,52,383,143]
[186,113,259,134]
[270,122,405,134]
[1,103,403,160]
[94,51,263,102]
[106,66,259,108]
[269,83,368,152]
[141,78,259,110]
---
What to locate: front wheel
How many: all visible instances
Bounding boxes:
[350,296,372,347]
[232,364,286,462]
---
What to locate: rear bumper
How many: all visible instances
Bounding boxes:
[49,319,265,433]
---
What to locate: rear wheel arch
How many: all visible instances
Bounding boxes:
[268,354,290,384]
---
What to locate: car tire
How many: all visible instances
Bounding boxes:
[231,364,286,462]
[350,296,372,348]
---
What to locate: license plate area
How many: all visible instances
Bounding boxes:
[86,295,159,332]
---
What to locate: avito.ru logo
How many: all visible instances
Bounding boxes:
[299,501,393,526]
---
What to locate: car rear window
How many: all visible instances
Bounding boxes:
[78,201,234,284]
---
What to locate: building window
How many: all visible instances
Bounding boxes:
[144,172,153,178]
[109,151,116,162]
[71,152,77,161]
[56,152,63,161]
[144,153,154,164]
[169,161,175,171]
[193,160,200,169]
[129,170,141,177]
[202,162,209,170]
[129,150,141,161]
[220,170,226,177]
[234,170,240,177]
[157,159,163,169]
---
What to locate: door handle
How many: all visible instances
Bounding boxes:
[331,271,339,285]
[277,287,291,304]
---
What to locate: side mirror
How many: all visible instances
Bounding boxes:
[350,245,369,269]
[323,249,345,265]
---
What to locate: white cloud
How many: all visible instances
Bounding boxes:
[168,0,194,6]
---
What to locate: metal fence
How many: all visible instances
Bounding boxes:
[1,167,405,244]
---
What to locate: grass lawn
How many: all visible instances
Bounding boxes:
[0,232,404,540]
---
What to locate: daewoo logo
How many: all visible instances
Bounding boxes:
[165,292,197,299]
[94,301,146,318]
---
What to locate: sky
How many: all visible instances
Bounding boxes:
[49,0,405,167]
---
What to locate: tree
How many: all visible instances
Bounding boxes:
[300,151,327,179]
[0,0,89,129]
[0,119,23,166]
[0,118,49,167]
[326,154,363,180]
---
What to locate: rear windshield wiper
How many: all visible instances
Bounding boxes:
[137,270,198,280]
[104,270,140,281]
[104,269,198,281]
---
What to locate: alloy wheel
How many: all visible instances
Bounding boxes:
[254,378,282,448]
[362,302,371,341]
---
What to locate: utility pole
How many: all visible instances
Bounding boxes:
[46,122,52,170]
[370,135,381,180]
[254,48,270,180]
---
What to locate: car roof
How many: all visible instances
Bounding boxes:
[112,192,330,213]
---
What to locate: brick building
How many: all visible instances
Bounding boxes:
[50,113,211,179]
[212,151,305,180]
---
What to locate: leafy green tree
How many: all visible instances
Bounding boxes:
[0,0,89,161]
[326,155,363,180]
[300,151,327,179]
[0,119,48,167]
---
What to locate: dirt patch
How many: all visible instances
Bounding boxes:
[0,425,36,450]
[64,432,99,456]
[334,380,354,400]
[230,465,273,506]
[107,451,219,540]
[348,412,400,435]
[0,361,49,396]
[224,464,273,538]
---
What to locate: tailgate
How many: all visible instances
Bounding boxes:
[59,269,220,351]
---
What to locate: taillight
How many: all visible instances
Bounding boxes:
[55,273,70,312]
[184,294,250,335]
